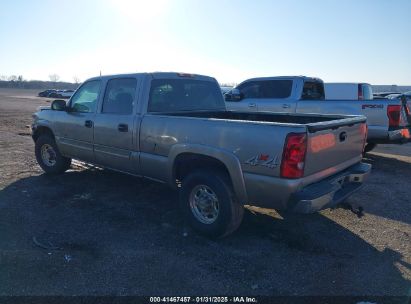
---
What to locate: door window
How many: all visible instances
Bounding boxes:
[102,78,137,114]
[70,80,101,113]
[237,80,292,99]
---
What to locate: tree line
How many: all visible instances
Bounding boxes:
[0,74,81,90]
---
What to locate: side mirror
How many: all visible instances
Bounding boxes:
[51,99,67,111]
[224,88,243,102]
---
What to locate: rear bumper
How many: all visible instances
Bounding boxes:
[368,127,410,144]
[388,128,410,142]
[290,162,371,213]
[244,162,371,212]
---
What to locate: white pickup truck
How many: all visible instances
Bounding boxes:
[225,76,411,152]
[324,83,373,100]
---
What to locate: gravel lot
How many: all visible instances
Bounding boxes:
[0,88,410,297]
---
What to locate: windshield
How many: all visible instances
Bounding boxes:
[148,79,225,112]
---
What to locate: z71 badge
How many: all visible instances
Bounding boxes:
[245,154,280,169]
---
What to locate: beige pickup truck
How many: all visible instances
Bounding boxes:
[32,72,371,237]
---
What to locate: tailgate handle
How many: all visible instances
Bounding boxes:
[339,131,347,142]
[84,120,93,128]
[118,123,129,132]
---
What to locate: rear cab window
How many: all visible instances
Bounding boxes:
[301,81,325,100]
[237,80,292,99]
[148,79,224,112]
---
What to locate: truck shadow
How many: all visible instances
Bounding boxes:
[0,168,410,296]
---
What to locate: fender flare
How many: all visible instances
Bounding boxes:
[167,144,248,204]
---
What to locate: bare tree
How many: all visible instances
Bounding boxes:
[49,74,60,83]
[0,75,7,81]
[49,74,60,88]
[8,75,18,82]
[73,76,80,84]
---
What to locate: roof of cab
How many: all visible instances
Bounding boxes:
[325,82,371,86]
[86,72,216,82]
[237,75,324,84]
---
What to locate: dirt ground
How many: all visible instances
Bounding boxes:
[0,88,410,297]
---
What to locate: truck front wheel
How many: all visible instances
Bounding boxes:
[35,135,71,174]
[180,170,244,238]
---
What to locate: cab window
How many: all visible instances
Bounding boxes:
[237,80,292,99]
[102,78,137,114]
[70,80,101,113]
[301,81,325,100]
[148,79,224,112]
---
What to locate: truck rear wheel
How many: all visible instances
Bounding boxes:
[180,170,244,238]
[35,134,71,174]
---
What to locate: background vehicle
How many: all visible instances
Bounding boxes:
[386,93,402,99]
[38,89,57,97]
[220,86,233,95]
[324,83,373,100]
[31,72,370,237]
[57,89,75,99]
[373,92,400,99]
[48,90,62,98]
[225,76,411,152]
[386,91,411,100]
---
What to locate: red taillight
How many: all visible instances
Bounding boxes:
[358,84,364,100]
[281,133,307,179]
[387,105,401,128]
[360,123,368,152]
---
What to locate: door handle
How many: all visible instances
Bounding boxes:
[248,103,257,108]
[118,123,128,132]
[84,120,93,128]
[282,104,291,109]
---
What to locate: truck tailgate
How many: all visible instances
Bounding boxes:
[303,116,367,177]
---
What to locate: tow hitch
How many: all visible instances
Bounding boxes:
[340,202,364,218]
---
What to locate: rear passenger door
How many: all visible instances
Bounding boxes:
[93,77,140,173]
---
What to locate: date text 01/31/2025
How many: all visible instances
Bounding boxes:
[149,296,257,303]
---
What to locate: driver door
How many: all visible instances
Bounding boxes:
[225,82,259,112]
[53,80,101,163]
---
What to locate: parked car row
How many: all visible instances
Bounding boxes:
[38,89,75,99]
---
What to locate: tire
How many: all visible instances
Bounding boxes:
[35,134,71,174]
[180,170,244,238]
[364,143,377,153]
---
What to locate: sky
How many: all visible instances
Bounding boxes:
[0,0,410,85]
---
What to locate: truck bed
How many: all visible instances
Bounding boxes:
[154,111,366,132]
[146,110,367,179]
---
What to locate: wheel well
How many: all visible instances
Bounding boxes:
[32,126,54,142]
[173,153,232,185]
